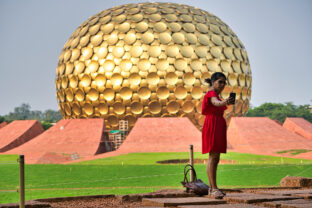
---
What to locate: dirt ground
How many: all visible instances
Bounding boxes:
[47,197,143,208]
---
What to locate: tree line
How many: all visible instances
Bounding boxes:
[0,103,62,129]
[246,102,312,123]
[0,102,311,129]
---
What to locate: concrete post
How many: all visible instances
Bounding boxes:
[189,145,194,182]
[19,155,25,208]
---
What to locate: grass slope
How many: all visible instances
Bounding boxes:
[0,152,311,204]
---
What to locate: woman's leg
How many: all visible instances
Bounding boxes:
[207,152,220,189]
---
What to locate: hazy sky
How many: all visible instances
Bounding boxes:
[0,0,311,115]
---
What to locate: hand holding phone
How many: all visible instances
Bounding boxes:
[229,92,236,105]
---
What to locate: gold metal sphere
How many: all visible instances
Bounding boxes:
[56,2,252,130]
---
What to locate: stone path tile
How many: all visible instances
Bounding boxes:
[263,199,312,208]
[258,189,312,195]
[292,193,312,199]
[178,203,266,208]
[257,189,312,199]
[223,193,302,203]
[142,197,226,207]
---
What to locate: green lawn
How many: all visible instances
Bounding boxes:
[0,152,311,204]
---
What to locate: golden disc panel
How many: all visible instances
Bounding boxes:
[156,86,170,99]
[120,87,132,100]
[175,86,187,99]
[183,72,196,85]
[107,115,118,127]
[166,45,180,57]
[148,101,161,114]
[220,60,232,73]
[125,114,136,126]
[165,72,178,85]
[98,102,108,114]
[224,47,234,60]
[165,14,178,22]
[147,72,159,85]
[113,102,125,114]
[103,88,115,101]
[174,59,187,71]
[65,63,74,75]
[156,59,169,71]
[129,73,141,85]
[72,102,81,116]
[103,60,115,72]
[190,60,202,71]
[95,47,108,59]
[142,32,154,44]
[71,49,80,61]
[65,88,74,102]
[138,59,151,71]
[172,33,185,44]
[80,74,91,87]
[124,33,136,44]
[135,21,149,32]
[150,13,162,22]
[159,32,172,44]
[207,59,220,72]
[69,75,79,88]
[138,87,151,99]
[87,88,99,101]
[130,101,143,114]
[154,22,167,32]
[112,47,125,58]
[185,33,197,44]
[167,101,180,114]
[56,2,252,132]
[181,46,194,58]
[120,59,133,71]
[195,46,208,58]
[196,23,208,33]
[87,61,99,73]
[191,86,203,99]
[118,22,130,33]
[111,73,123,85]
[64,103,72,116]
[182,100,194,113]
[130,46,143,57]
[82,102,94,116]
[149,46,161,57]
[169,22,182,32]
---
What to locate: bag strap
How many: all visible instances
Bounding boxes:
[183,164,197,183]
[184,164,195,175]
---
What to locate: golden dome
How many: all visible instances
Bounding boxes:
[56,2,252,130]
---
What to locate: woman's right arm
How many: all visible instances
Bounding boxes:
[210,97,230,107]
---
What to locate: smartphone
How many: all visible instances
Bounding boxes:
[229,92,236,104]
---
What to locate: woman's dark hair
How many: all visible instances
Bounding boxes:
[204,72,226,85]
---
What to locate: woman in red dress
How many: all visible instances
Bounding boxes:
[201,72,234,198]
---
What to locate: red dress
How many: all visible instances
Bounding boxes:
[201,90,227,154]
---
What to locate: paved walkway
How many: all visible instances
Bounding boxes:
[140,188,312,208]
[1,188,311,207]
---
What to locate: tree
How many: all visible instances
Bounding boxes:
[0,115,5,123]
[41,121,53,130]
[42,109,62,123]
[3,103,62,123]
[5,103,31,121]
[246,102,312,123]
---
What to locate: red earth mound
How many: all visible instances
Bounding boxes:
[117,117,202,153]
[70,117,202,163]
[283,117,312,140]
[227,117,312,157]
[0,120,44,153]
[0,121,7,129]
[4,119,110,164]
